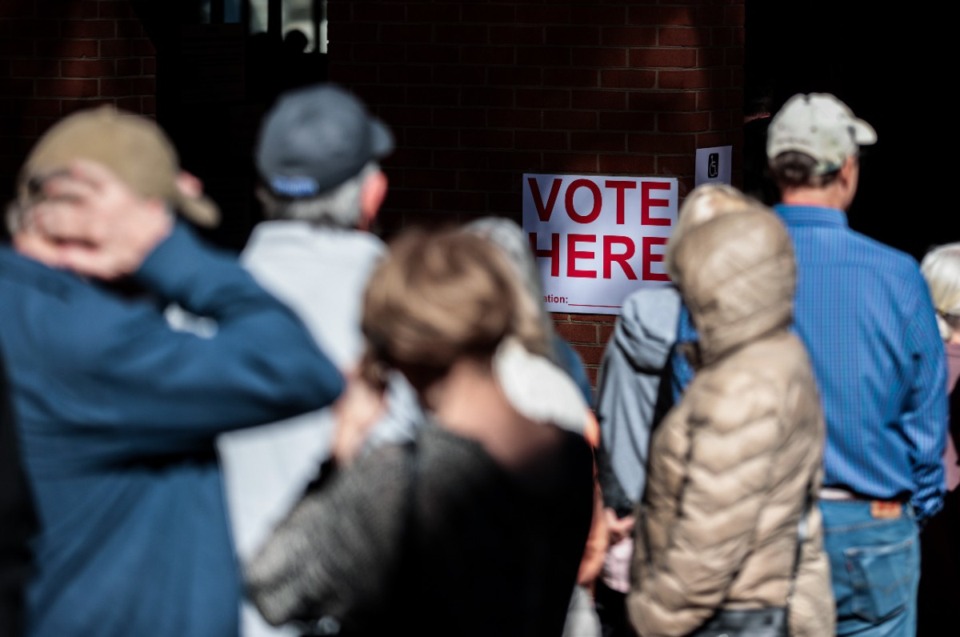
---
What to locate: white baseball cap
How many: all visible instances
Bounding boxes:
[766,92,877,175]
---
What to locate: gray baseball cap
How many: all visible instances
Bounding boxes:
[766,92,876,175]
[255,83,394,198]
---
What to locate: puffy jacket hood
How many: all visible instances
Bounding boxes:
[670,208,796,365]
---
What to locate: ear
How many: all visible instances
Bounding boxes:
[358,170,388,231]
[175,171,204,199]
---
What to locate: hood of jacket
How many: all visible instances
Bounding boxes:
[614,285,681,372]
[669,208,796,366]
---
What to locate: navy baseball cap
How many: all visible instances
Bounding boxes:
[255,83,394,198]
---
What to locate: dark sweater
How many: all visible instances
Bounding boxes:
[247,421,595,637]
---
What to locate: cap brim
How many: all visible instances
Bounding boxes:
[176,193,221,228]
[852,118,877,146]
[370,117,395,158]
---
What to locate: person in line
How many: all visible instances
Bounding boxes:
[214,81,420,637]
[0,343,38,637]
[463,215,605,637]
[670,93,947,637]
[627,200,834,637]
[245,228,596,637]
[0,106,344,637]
[592,182,753,637]
[916,242,960,634]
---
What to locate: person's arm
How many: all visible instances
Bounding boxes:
[903,285,949,523]
[245,444,411,630]
[19,159,343,439]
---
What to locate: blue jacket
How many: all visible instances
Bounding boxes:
[0,224,344,637]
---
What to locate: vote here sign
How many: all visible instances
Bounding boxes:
[522,173,678,315]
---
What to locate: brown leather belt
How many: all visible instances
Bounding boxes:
[819,487,903,519]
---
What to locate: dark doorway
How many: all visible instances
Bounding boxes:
[744,2,957,260]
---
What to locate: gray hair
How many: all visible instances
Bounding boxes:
[257,162,380,227]
[921,242,960,341]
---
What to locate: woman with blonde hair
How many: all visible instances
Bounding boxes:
[245,227,596,637]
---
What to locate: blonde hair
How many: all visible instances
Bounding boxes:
[920,242,960,341]
[666,183,762,281]
[360,227,551,391]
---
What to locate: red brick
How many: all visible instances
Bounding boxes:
[97,1,136,19]
[99,37,154,58]
[35,78,98,98]
[556,322,599,344]
[697,131,739,148]
[572,89,626,110]
[436,64,487,86]
[436,24,489,45]
[489,65,540,86]
[461,128,514,149]
[516,88,569,109]
[544,68,598,88]
[352,43,407,63]
[380,23,432,43]
[64,19,116,39]
[628,133,696,154]
[600,69,656,89]
[544,110,596,131]
[460,86,515,107]
[545,25,600,47]
[19,98,61,117]
[461,45,514,65]
[491,25,545,47]
[408,3,461,22]
[573,47,628,68]
[599,323,615,345]
[599,111,656,131]
[457,170,515,191]
[574,345,605,366]
[115,57,141,76]
[462,5,517,23]
[516,130,567,151]
[656,155,693,177]
[357,3,407,23]
[517,5,567,23]
[630,47,697,68]
[600,26,658,47]
[433,107,486,128]
[9,59,51,78]
[541,153,598,173]
[488,108,542,129]
[115,19,145,38]
[380,64,434,87]
[628,90,698,112]
[658,69,710,89]
[696,46,728,68]
[517,46,568,67]
[658,27,700,47]
[572,5,626,24]
[658,111,710,133]
[571,131,625,152]
[100,77,155,97]
[406,126,460,148]
[402,168,455,189]
[599,154,656,175]
[62,59,116,78]
[380,103,433,127]
[433,189,488,212]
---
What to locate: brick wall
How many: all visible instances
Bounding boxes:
[0,0,156,200]
[325,0,746,389]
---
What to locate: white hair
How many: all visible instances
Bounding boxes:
[257,162,379,227]
[921,242,960,341]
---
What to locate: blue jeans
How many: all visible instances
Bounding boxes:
[821,500,920,637]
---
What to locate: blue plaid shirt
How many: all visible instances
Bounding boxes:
[672,204,948,521]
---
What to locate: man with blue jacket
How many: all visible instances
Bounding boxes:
[0,106,344,637]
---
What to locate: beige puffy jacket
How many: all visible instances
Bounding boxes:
[626,208,834,637]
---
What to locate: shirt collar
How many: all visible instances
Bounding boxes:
[773,203,848,229]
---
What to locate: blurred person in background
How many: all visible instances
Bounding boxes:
[245,228,595,637]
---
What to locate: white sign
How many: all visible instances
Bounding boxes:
[522,173,678,315]
[695,145,732,186]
